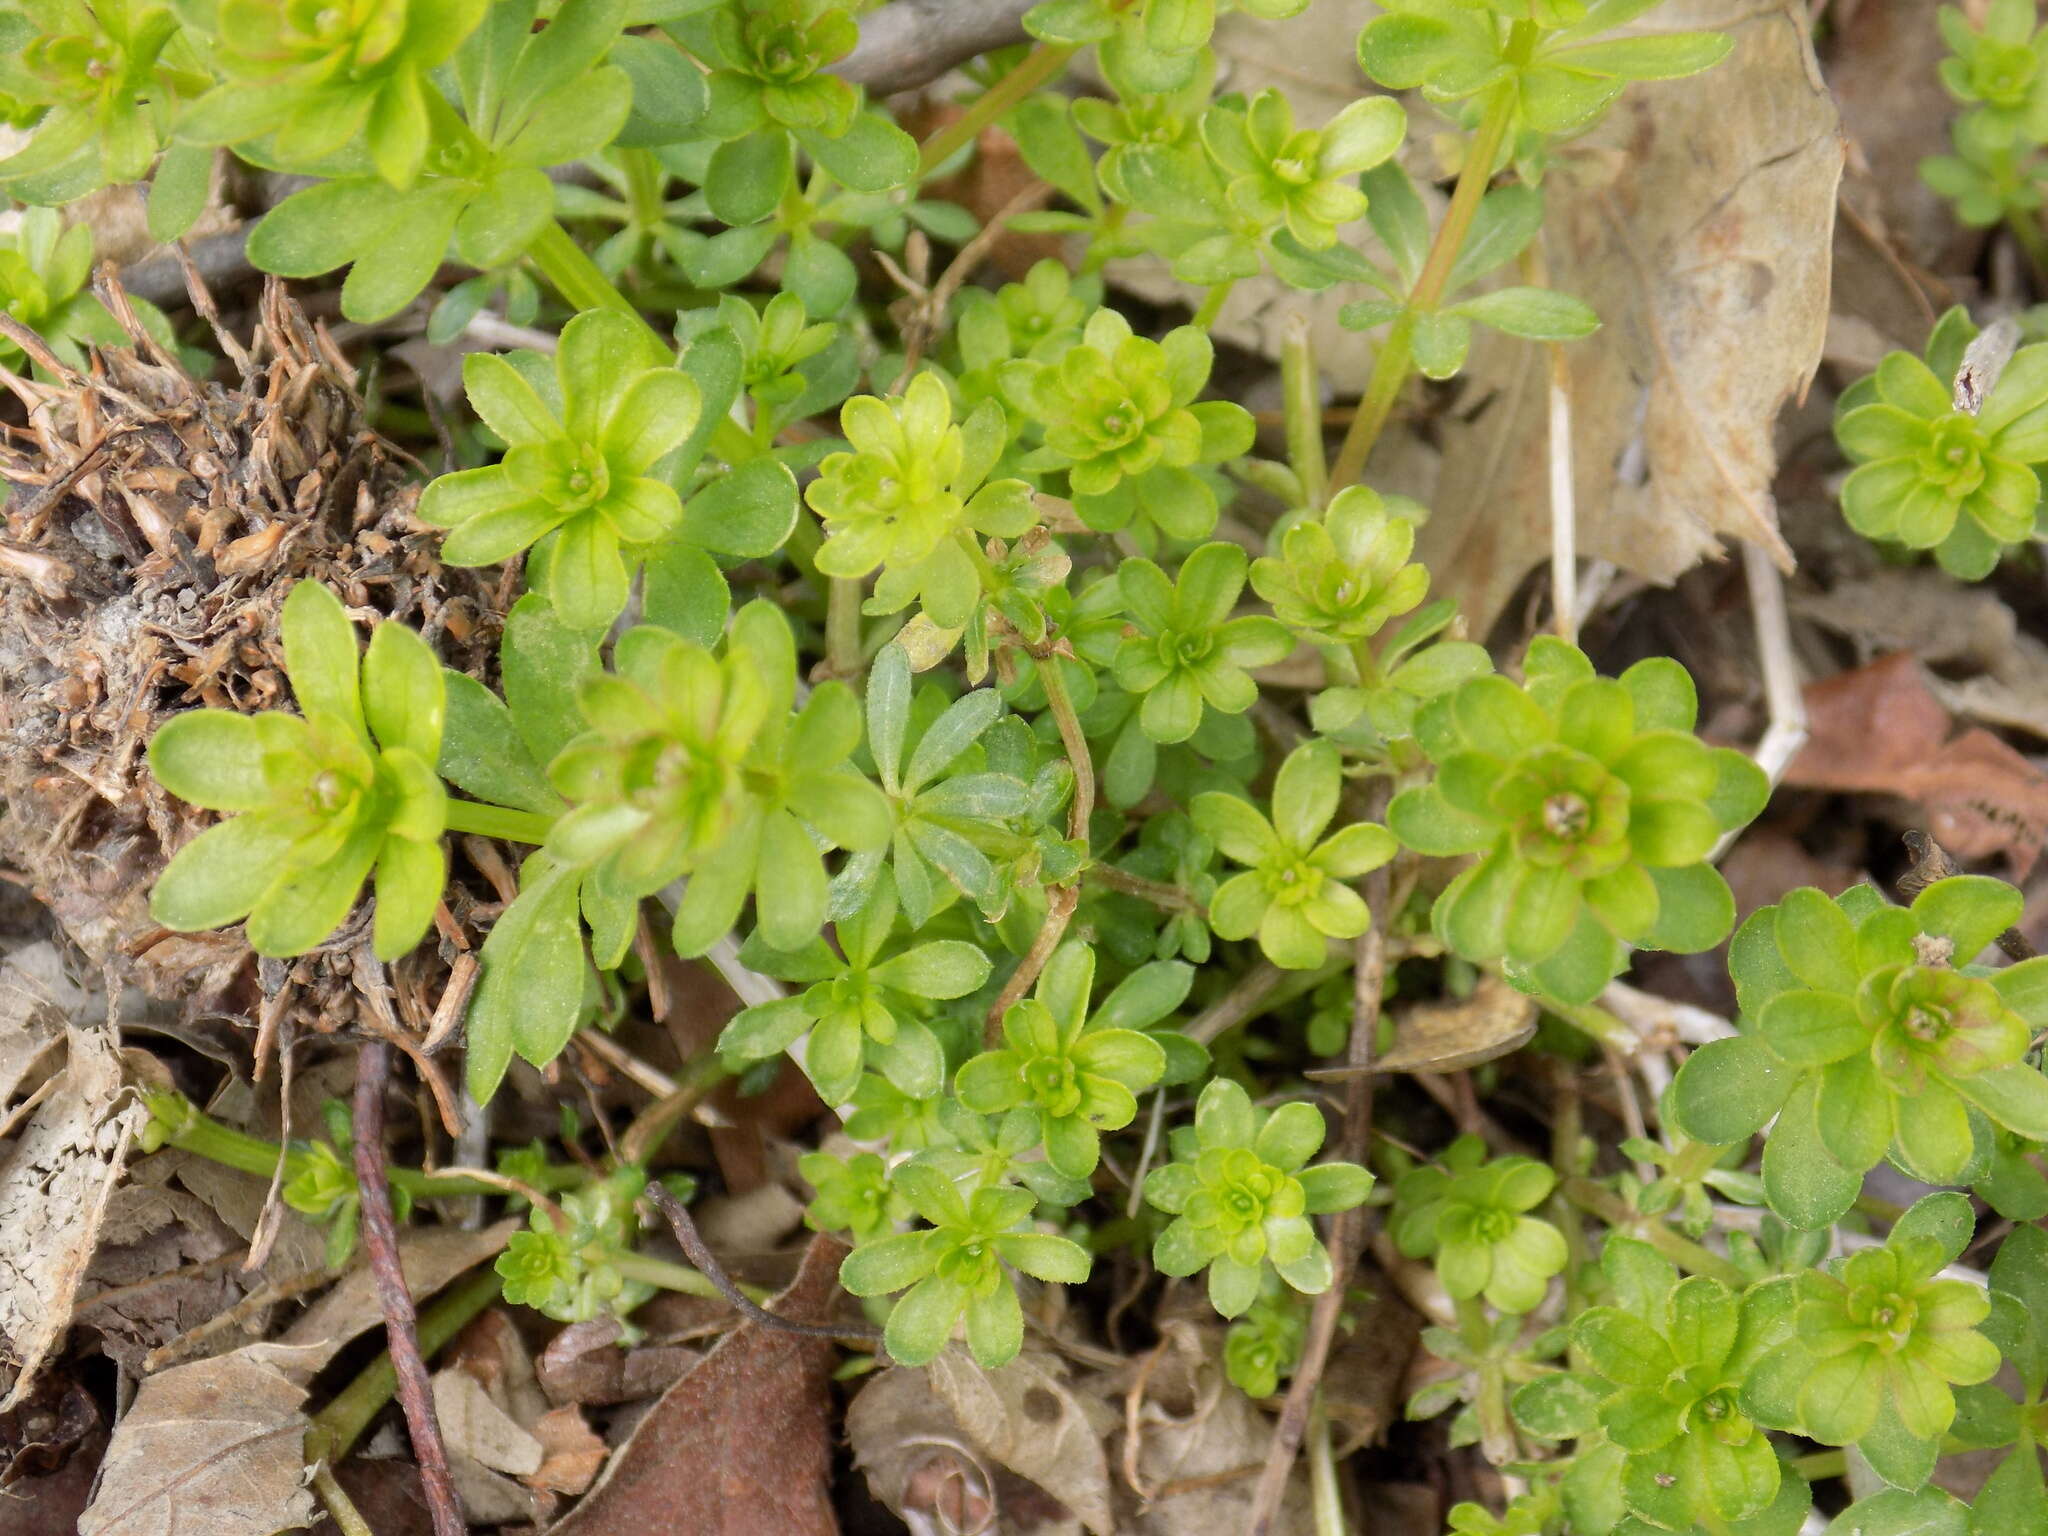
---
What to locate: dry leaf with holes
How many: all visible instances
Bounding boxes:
[1785,652,2048,877]
[928,1347,1118,1536]
[75,1345,322,1536]
[0,1023,139,1410]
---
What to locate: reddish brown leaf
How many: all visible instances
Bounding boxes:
[1784,652,2048,876]
[550,1235,849,1536]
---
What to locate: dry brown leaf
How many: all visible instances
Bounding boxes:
[551,1233,847,1536]
[927,1347,1119,1535]
[433,1367,543,1478]
[1784,652,2048,876]
[1416,0,1840,632]
[74,1345,321,1536]
[1311,973,1538,1077]
[535,1317,701,1408]
[526,1406,608,1497]
[0,947,77,1107]
[1110,1321,1313,1536]
[278,1219,516,1373]
[0,1023,139,1410]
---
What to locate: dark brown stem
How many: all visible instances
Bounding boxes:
[645,1182,879,1342]
[983,882,1080,1048]
[1244,792,1393,1536]
[351,1039,465,1536]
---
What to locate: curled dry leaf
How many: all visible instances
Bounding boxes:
[551,1233,848,1536]
[1415,0,1840,632]
[0,1022,140,1410]
[928,1347,1117,1536]
[850,1347,1116,1536]
[1784,651,2048,877]
[74,1344,323,1536]
[1310,972,1538,1078]
[1109,1321,1314,1536]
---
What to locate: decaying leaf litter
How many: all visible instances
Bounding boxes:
[7,0,2048,1532]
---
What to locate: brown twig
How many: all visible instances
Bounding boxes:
[1244,799,1394,1536]
[1900,830,2037,960]
[645,1181,881,1342]
[351,1039,465,1536]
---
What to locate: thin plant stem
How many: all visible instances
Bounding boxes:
[983,647,1095,1043]
[307,1267,503,1463]
[440,799,557,845]
[311,1464,376,1536]
[1561,1176,1744,1287]
[1307,1394,1345,1536]
[351,1040,464,1536]
[825,575,864,680]
[1281,312,1327,509]
[1325,67,1523,493]
[1037,647,1095,844]
[2008,207,2048,292]
[607,1249,736,1302]
[1192,279,1235,329]
[647,1182,879,1338]
[528,221,664,349]
[1245,791,1390,1535]
[917,42,1078,176]
[1083,862,1202,912]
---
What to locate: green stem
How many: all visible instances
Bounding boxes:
[1191,280,1235,330]
[621,148,667,238]
[441,799,557,845]
[918,42,1078,175]
[2009,208,2048,292]
[1033,645,1094,844]
[1561,1177,1744,1287]
[528,221,663,349]
[310,1467,375,1536]
[307,1267,503,1463]
[1083,863,1200,912]
[1281,313,1327,510]
[1307,1394,1345,1536]
[1325,70,1522,493]
[146,1092,587,1203]
[608,1250,736,1301]
[825,576,864,681]
[1455,1296,1518,1466]
[1790,1450,1845,1480]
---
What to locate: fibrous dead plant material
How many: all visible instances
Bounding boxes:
[0,273,509,1037]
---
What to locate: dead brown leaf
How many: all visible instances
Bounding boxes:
[551,1233,848,1536]
[278,1219,516,1373]
[0,1023,139,1409]
[928,1347,1118,1535]
[1416,0,1841,632]
[535,1317,701,1408]
[1311,973,1538,1077]
[1785,651,2048,876]
[1107,1321,1314,1536]
[74,1345,321,1536]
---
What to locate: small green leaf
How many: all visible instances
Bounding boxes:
[1451,286,1600,340]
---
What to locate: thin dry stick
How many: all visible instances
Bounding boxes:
[1244,813,1395,1536]
[351,1039,465,1536]
[1546,339,1576,641]
[645,1182,880,1342]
